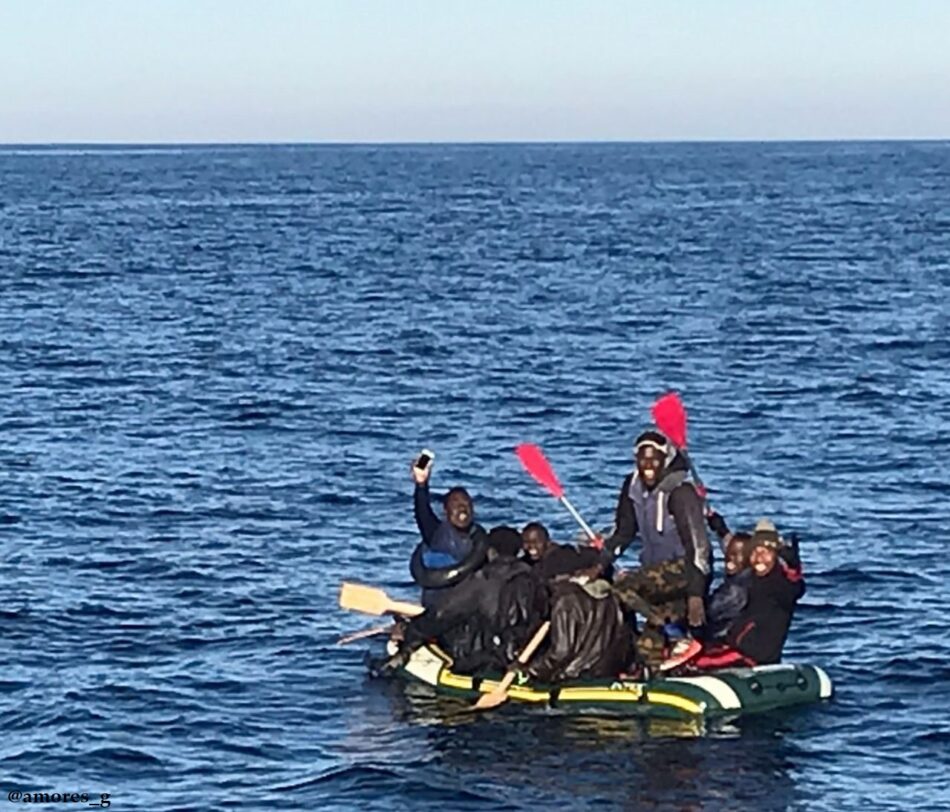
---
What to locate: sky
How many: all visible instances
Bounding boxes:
[1,0,948,143]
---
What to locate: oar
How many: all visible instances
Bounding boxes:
[515,443,599,544]
[338,582,424,617]
[336,623,393,646]
[472,621,551,710]
[651,392,707,499]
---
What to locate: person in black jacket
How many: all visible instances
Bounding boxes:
[523,522,603,582]
[704,509,753,640]
[601,430,712,667]
[527,578,633,684]
[386,526,549,675]
[687,519,805,669]
[410,459,488,607]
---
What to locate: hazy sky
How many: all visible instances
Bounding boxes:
[1,0,948,142]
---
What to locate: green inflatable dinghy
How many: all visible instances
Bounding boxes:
[388,641,833,719]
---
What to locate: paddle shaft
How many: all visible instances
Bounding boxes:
[337,624,392,645]
[473,621,551,709]
[338,582,424,617]
[387,599,425,617]
[560,495,598,541]
[679,448,707,498]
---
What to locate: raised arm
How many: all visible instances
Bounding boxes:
[413,476,440,544]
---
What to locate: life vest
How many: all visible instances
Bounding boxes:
[627,468,691,567]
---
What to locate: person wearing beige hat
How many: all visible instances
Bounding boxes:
[664,518,806,671]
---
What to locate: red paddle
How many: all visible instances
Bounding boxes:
[515,443,601,546]
[651,392,688,449]
[651,392,707,499]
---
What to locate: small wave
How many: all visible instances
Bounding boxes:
[274,764,506,807]
[84,747,164,766]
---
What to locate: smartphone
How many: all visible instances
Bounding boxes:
[414,449,435,471]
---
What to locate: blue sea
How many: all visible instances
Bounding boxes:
[1,142,948,811]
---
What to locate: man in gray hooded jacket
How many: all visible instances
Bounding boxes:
[601,429,712,667]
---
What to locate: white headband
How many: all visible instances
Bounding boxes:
[635,438,669,454]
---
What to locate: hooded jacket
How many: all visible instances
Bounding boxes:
[528,581,632,684]
[706,569,752,640]
[603,452,712,597]
[402,555,549,673]
[726,551,804,664]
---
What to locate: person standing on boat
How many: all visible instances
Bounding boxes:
[410,456,488,607]
[600,429,712,668]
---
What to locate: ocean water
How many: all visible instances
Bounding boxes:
[1,142,948,811]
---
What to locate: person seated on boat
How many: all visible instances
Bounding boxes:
[523,521,604,582]
[527,576,633,684]
[600,430,712,668]
[668,519,805,670]
[410,457,488,607]
[705,509,753,640]
[384,526,549,675]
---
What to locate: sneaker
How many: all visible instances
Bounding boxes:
[657,638,702,672]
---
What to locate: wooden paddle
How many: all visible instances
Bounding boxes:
[515,443,601,547]
[338,582,424,617]
[472,621,551,710]
[336,623,393,645]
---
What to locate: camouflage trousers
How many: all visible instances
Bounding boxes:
[612,559,688,667]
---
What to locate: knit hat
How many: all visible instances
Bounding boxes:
[750,518,782,550]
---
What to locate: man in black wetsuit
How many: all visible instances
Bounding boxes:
[410,459,487,606]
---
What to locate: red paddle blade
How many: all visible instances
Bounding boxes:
[515,443,564,500]
[652,392,688,449]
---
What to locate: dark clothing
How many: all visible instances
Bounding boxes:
[613,558,689,667]
[414,481,478,560]
[603,455,712,598]
[706,570,751,640]
[529,581,633,684]
[532,543,603,582]
[413,482,485,607]
[726,560,804,665]
[402,557,549,673]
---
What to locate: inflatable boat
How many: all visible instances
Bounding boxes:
[387,641,833,719]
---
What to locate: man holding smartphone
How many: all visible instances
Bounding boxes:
[410,450,488,606]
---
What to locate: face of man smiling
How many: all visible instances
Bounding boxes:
[725,535,750,575]
[522,525,550,561]
[444,491,473,530]
[635,444,666,488]
[749,544,777,576]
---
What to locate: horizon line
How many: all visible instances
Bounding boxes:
[2,136,949,149]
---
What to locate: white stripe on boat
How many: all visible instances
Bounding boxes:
[814,666,834,699]
[668,676,742,710]
[742,664,797,674]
